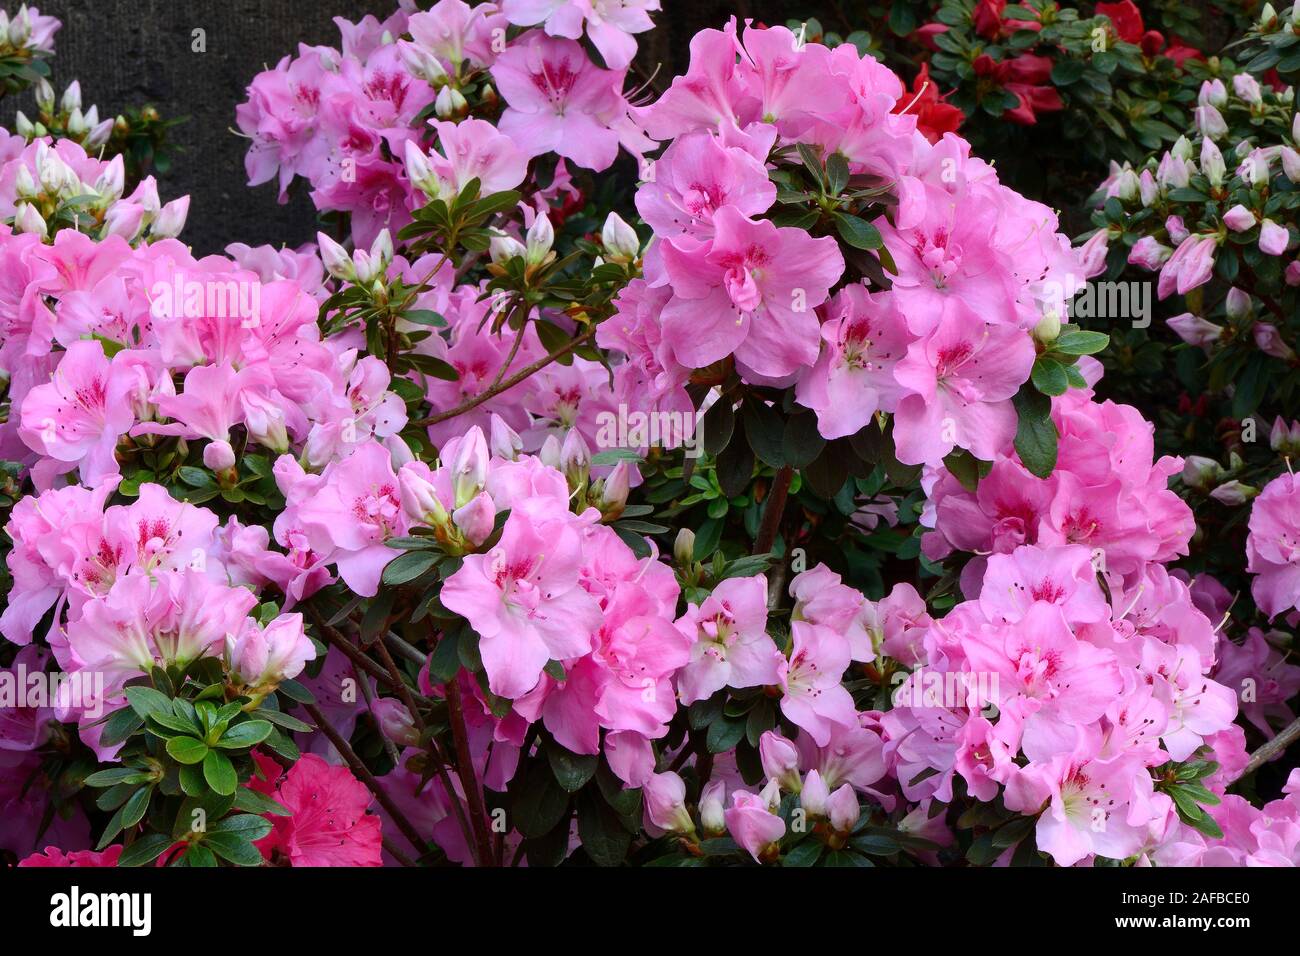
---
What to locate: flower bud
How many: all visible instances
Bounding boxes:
[800,770,829,816]
[759,730,802,792]
[1171,135,1194,161]
[450,427,490,507]
[1233,73,1263,106]
[1223,204,1257,232]
[1254,321,1296,360]
[1166,215,1189,244]
[1272,417,1300,454]
[525,214,554,266]
[13,110,35,138]
[60,80,81,114]
[488,234,525,265]
[538,434,562,469]
[1260,219,1292,255]
[369,228,393,269]
[1127,236,1172,270]
[1194,104,1227,140]
[1138,169,1158,207]
[399,464,449,527]
[453,491,496,548]
[1181,455,1223,490]
[1200,139,1226,186]
[434,85,467,119]
[1032,308,1061,345]
[102,200,144,241]
[404,139,438,197]
[203,438,237,472]
[1287,260,1300,287]
[488,413,522,460]
[397,39,448,83]
[14,202,46,238]
[1223,287,1252,321]
[1283,147,1300,184]
[1167,312,1222,347]
[700,780,726,836]
[560,428,591,488]
[598,459,631,518]
[1198,79,1227,109]
[673,527,695,566]
[33,78,53,113]
[600,212,640,261]
[14,162,37,199]
[151,196,189,239]
[372,698,420,747]
[826,784,859,833]
[643,772,695,835]
[1210,480,1259,505]
[317,232,356,281]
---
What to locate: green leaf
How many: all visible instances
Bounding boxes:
[1031,357,1069,396]
[706,715,747,753]
[576,789,632,867]
[1053,330,1110,355]
[125,685,173,721]
[84,767,152,788]
[547,742,599,793]
[1012,386,1058,479]
[216,720,273,750]
[833,213,882,250]
[782,840,824,867]
[382,550,439,586]
[202,832,265,866]
[512,764,571,838]
[166,736,210,765]
[233,787,291,816]
[203,750,238,796]
[98,706,145,747]
[117,833,174,868]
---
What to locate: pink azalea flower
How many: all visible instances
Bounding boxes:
[1246,473,1300,619]
[891,301,1035,466]
[503,0,659,70]
[795,284,912,439]
[491,32,626,171]
[18,339,136,488]
[287,441,411,597]
[675,575,783,704]
[725,785,785,862]
[776,622,857,746]
[634,129,775,241]
[442,503,602,698]
[656,205,844,378]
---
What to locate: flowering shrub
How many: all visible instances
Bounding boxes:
[0,0,1298,871]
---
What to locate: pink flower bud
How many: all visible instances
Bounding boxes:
[203,438,236,472]
[643,771,694,835]
[826,784,859,833]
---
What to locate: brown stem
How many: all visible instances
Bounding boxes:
[1239,715,1300,780]
[369,633,479,859]
[411,327,596,428]
[303,703,429,860]
[444,677,496,867]
[304,607,402,694]
[753,465,795,556]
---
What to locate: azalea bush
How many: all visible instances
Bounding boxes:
[1,0,1299,871]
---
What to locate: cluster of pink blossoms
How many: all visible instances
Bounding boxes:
[238,0,654,246]
[599,20,1080,466]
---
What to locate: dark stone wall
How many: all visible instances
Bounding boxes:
[4,0,832,255]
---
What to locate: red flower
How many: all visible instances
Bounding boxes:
[975,54,1064,126]
[256,753,383,867]
[894,64,965,144]
[1095,1,1144,43]
[18,845,123,867]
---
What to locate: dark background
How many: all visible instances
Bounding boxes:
[5,0,827,254]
